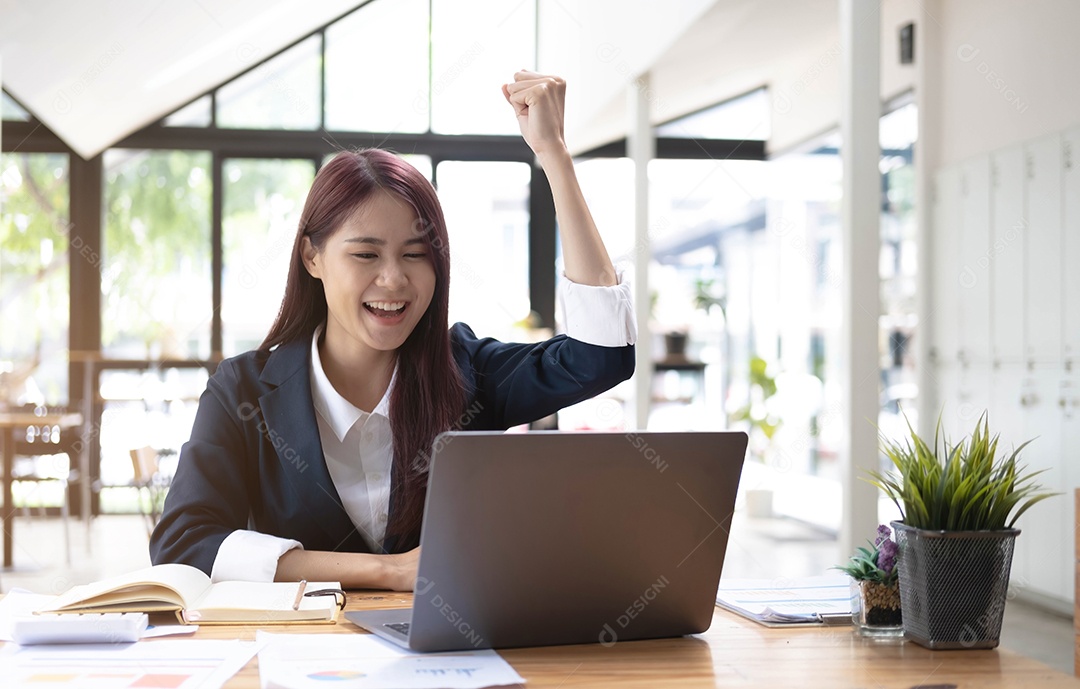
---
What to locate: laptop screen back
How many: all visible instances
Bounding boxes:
[406,431,747,652]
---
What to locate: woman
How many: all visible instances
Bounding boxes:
[150,72,636,590]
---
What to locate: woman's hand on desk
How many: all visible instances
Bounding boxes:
[379,547,421,592]
[275,547,421,591]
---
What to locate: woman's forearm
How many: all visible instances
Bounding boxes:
[275,548,417,590]
[537,148,618,287]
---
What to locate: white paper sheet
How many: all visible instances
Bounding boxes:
[0,638,260,689]
[256,632,525,689]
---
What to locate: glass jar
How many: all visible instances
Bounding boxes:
[850,579,904,638]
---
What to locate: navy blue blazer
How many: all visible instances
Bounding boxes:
[149,323,634,575]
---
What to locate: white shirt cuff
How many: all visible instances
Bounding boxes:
[210,530,303,583]
[559,268,637,347]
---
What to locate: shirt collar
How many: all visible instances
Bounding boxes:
[309,324,395,443]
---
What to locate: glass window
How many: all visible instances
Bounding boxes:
[321,152,432,183]
[749,145,842,483]
[573,158,636,262]
[657,88,770,141]
[326,0,429,133]
[217,36,321,130]
[647,159,766,432]
[0,153,70,404]
[164,95,212,127]
[222,158,315,357]
[97,366,207,513]
[102,150,213,359]
[436,160,530,341]
[878,101,918,452]
[430,0,535,135]
[2,90,31,121]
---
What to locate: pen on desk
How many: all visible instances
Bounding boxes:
[292,580,307,611]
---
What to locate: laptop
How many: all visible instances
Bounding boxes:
[345,430,747,652]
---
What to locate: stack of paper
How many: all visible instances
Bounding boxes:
[715,575,852,626]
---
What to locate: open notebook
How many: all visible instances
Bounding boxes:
[38,564,340,625]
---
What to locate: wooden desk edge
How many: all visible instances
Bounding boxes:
[2,593,1079,688]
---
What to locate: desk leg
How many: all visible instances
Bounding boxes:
[82,362,93,556]
[3,426,14,569]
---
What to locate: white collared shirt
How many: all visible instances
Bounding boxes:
[308,324,394,553]
[210,271,637,582]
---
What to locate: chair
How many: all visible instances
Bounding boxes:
[11,410,79,565]
[129,446,172,537]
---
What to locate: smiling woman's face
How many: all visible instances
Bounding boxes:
[303,189,436,358]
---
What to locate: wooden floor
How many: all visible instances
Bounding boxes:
[1,509,1074,675]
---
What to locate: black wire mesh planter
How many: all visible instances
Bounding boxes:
[891,521,1018,649]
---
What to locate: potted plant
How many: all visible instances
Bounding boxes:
[868,412,1058,649]
[834,524,903,638]
[731,355,782,517]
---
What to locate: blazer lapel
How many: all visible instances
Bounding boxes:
[258,339,370,552]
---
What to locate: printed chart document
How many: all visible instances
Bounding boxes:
[37,564,340,624]
[715,575,852,626]
[0,638,260,689]
[256,632,525,689]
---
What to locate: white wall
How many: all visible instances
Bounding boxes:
[932,0,1080,167]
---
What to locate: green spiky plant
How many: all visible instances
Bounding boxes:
[869,412,1058,531]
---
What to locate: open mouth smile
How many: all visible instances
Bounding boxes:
[364,301,408,319]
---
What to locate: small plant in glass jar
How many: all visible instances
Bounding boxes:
[834,524,903,638]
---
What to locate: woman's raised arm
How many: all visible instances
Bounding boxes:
[503,71,617,288]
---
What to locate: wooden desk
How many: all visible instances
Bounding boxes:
[0,411,84,569]
[181,591,1080,688]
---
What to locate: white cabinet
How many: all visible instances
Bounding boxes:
[1064,127,1080,362]
[930,130,1077,607]
[958,156,992,365]
[990,146,1026,364]
[1023,135,1064,364]
[932,167,962,367]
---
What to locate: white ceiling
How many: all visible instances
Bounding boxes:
[0,0,916,159]
[567,0,918,156]
[0,0,365,158]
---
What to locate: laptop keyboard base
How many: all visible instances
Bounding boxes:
[385,622,411,636]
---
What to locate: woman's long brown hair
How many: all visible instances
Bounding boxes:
[261,149,467,549]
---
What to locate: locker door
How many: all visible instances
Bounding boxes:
[992,364,1030,589]
[1023,135,1064,364]
[959,156,992,365]
[1020,367,1066,600]
[1063,127,1080,362]
[935,362,960,436]
[990,146,1026,364]
[1059,367,1079,605]
[932,167,962,367]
